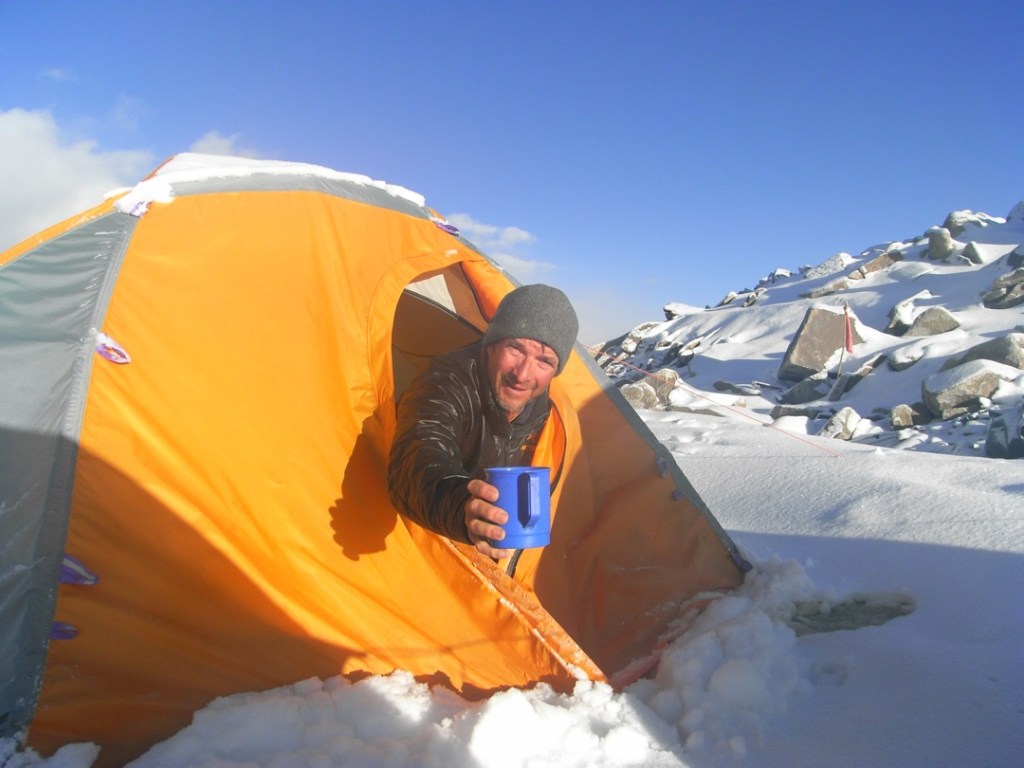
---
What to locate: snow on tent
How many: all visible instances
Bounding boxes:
[0,154,747,765]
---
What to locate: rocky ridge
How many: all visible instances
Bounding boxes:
[596,202,1024,459]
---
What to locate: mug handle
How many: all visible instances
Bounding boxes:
[519,473,540,529]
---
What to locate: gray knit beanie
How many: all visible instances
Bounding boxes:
[482,284,579,374]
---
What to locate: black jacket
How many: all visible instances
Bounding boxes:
[387,343,550,543]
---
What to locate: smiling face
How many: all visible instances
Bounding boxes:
[485,338,559,420]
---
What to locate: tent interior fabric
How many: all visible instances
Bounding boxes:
[0,154,746,765]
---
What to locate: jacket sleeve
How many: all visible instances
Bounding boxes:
[387,356,478,543]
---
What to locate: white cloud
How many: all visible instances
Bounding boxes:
[109,94,147,134]
[445,212,554,277]
[0,110,270,254]
[189,130,264,159]
[446,213,638,338]
[40,67,76,82]
[447,212,534,251]
[487,251,556,278]
[0,108,153,251]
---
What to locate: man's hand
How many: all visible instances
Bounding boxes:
[464,478,510,560]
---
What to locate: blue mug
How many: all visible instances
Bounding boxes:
[485,467,551,549]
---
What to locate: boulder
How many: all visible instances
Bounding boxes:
[926,227,957,261]
[962,242,984,265]
[922,359,1021,420]
[649,368,681,402]
[818,406,861,440]
[890,403,932,429]
[848,250,903,280]
[985,403,1024,459]
[620,380,660,410]
[904,306,960,337]
[778,306,863,381]
[760,268,792,285]
[942,209,998,237]
[717,291,738,307]
[803,252,854,281]
[618,322,660,354]
[888,343,927,371]
[1009,246,1024,270]
[714,380,762,396]
[981,268,1024,309]
[663,302,700,321]
[939,332,1024,372]
[770,404,825,420]
[884,291,934,336]
[777,372,832,404]
[801,277,853,298]
[742,288,767,306]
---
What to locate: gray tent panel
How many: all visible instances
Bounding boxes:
[0,211,135,737]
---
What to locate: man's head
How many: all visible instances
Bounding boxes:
[481,284,579,375]
[481,284,579,418]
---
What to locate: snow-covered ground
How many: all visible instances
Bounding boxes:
[5,199,1023,768]
[9,412,1019,768]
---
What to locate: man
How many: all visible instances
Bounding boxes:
[387,283,579,560]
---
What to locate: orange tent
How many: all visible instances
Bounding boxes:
[0,155,746,765]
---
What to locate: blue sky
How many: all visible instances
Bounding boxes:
[2,1,1021,343]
